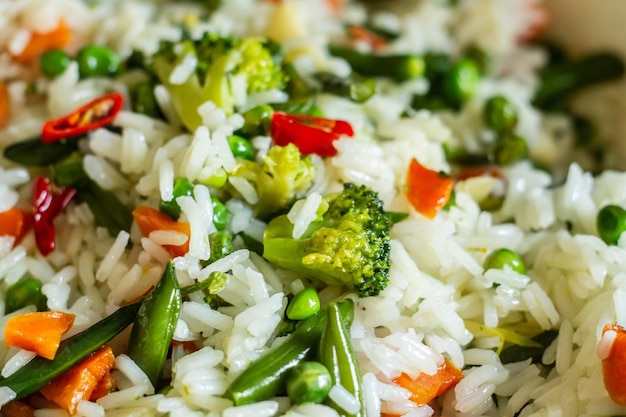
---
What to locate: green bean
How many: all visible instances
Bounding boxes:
[159,177,195,220]
[76,45,121,78]
[130,80,163,119]
[52,153,90,188]
[181,271,227,297]
[4,276,48,314]
[39,48,71,78]
[483,248,526,275]
[286,361,333,404]
[286,288,321,321]
[534,52,625,108]
[239,105,274,137]
[597,205,626,245]
[442,58,480,106]
[127,260,181,388]
[206,231,234,264]
[228,135,255,160]
[319,302,363,417]
[211,196,230,231]
[226,299,354,405]
[3,136,80,167]
[483,96,518,134]
[0,302,140,399]
[313,72,377,103]
[329,46,425,82]
[487,134,528,166]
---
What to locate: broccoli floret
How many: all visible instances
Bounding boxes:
[262,183,391,297]
[153,33,285,131]
[230,143,315,219]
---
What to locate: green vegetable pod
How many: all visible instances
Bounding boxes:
[226,299,354,406]
[0,302,141,399]
[319,302,363,417]
[127,260,182,388]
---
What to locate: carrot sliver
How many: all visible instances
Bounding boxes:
[132,206,190,257]
[0,400,35,417]
[405,158,454,219]
[601,324,626,405]
[0,81,9,129]
[10,19,72,63]
[393,359,463,405]
[0,208,32,245]
[89,370,116,401]
[4,311,75,360]
[40,345,115,414]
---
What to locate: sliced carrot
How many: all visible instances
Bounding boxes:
[405,158,454,219]
[0,400,35,417]
[4,311,75,360]
[0,81,9,129]
[132,206,190,257]
[9,19,72,63]
[393,359,463,405]
[89,371,116,401]
[40,345,115,414]
[0,208,32,245]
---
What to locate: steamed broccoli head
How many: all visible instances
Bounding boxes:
[153,33,285,131]
[230,143,315,219]
[263,183,391,297]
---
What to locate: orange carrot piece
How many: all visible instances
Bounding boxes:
[405,158,454,219]
[601,324,626,405]
[518,1,551,43]
[4,311,75,360]
[0,400,35,417]
[40,345,115,414]
[0,208,32,245]
[10,19,72,63]
[89,371,116,401]
[132,206,191,257]
[0,81,9,129]
[393,359,463,405]
[347,25,388,51]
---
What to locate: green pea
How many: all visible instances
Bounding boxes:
[443,58,480,105]
[597,205,626,245]
[240,105,274,137]
[211,196,230,231]
[39,48,71,78]
[5,276,48,314]
[159,178,195,220]
[287,288,321,321]
[76,45,121,78]
[483,96,518,134]
[483,248,526,274]
[227,135,255,161]
[201,168,228,188]
[286,361,332,405]
[488,134,528,165]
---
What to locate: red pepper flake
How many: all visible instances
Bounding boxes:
[270,111,354,157]
[32,177,76,256]
[405,158,454,219]
[41,92,124,143]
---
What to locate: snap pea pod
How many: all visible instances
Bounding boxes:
[226,299,354,406]
[0,302,140,399]
[319,302,364,417]
[127,260,181,388]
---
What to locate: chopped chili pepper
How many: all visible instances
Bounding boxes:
[405,158,454,219]
[32,176,76,256]
[41,92,124,143]
[270,111,354,157]
[347,25,389,51]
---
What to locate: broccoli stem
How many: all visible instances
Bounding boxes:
[328,46,424,82]
[533,52,625,108]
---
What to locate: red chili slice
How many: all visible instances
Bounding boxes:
[41,92,124,143]
[270,111,354,157]
[32,177,76,256]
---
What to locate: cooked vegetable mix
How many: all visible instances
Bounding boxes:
[1,0,626,416]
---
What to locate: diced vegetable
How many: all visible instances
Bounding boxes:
[465,320,541,354]
[3,135,81,166]
[9,19,72,63]
[286,288,321,321]
[0,208,31,246]
[405,158,454,219]
[228,135,256,160]
[129,80,163,119]
[75,45,121,78]
[483,95,518,134]
[286,361,333,405]
[600,324,626,405]
[328,46,424,83]
[133,206,191,257]
[4,311,76,360]
[0,400,35,417]
[4,276,48,314]
[597,205,626,245]
[499,329,558,364]
[442,58,480,106]
[483,248,526,275]
[487,134,528,166]
[392,359,463,405]
[159,177,195,220]
[32,177,76,256]
[39,48,71,78]
[0,81,9,128]
[39,345,115,414]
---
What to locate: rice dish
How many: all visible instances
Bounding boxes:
[0,1,625,417]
